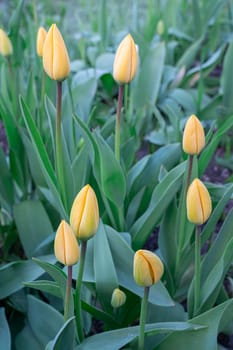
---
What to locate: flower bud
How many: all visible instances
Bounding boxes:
[54,220,80,266]
[113,34,138,84]
[111,288,126,308]
[36,26,47,57]
[133,250,164,287]
[157,20,165,36]
[186,178,212,225]
[182,115,205,155]
[70,184,99,240]
[42,23,70,81]
[0,29,13,56]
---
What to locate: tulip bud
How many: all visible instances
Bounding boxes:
[134,250,164,287]
[157,20,165,36]
[113,34,138,84]
[0,29,13,56]
[42,23,70,81]
[186,178,212,225]
[36,26,47,57]
[54,220,80,266]
[111,288,126,308]
[182,115,205,155]
[70,184,99,240]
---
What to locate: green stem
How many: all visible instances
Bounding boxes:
[56,81,67,211]
[115,84,124,162]
[175,155,194,277]
[75,240,87,342]
[138,286,149,350]
[194,225,201,316]
[7,56,18,118]
[64,265,72,321]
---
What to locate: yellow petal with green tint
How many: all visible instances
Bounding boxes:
[0,29,13,56]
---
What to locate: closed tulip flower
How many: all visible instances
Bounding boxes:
[36,26,47,57]
[134,250,164,287]
[113,34,138,84]
[42,23,70,81]
[111,288,126,308]
[186,178,212,225]
[0,29,13,56]
[70,184,99,241]
[183,115,205,155]
[54,220,79,266]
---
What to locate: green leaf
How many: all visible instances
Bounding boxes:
[0,308,11,350]
[131,162,185,249]
[133,42,165,110]
[0,147,14,206]
[156,299,233,350]
[221,39,233,114]
[0,255,56,299]
[46,317,76,350]
[23,280,62,298]
[26,295,63,348]
[76,321,202,350]
[94,132,126,207]
[13,200,53,258]
[177,36,204,69]
[93,221,118,311]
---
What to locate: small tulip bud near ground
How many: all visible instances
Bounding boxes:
[70,184,99,241]
[36,26,47,57]
[54,220,79,266]
[183,115,205,155]
[42,23,70,81]
[186,178,212,225]
[113,34,138,84]
[111,288,126,308]
[134,249,164,287]
[0,29,13,56]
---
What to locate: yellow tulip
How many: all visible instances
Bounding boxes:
[182,115,205,155]
[111,288,126,308]
[42,23,70,81]
[157,20,165,36]
[36,26,47,57]
[54,220,79,266]
[186,178,212,225]
[133,250,164,287]
[0,29,13,56]
[70,184,99,240]
[113,34,138,84]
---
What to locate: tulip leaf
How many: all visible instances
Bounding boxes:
[156,299,233,350]
[46,317,76,350]
[0,146,14,206]
[93,221,119,311]
[0,255,55,299]
[13,200,53,258]
[0,308,11,350]
[23,281,62,299]
[199,114,233,175]
[127,143,181,199]
[76,321,203,350]
[131,162,185,249]
[94,132,126,207]
[19,295,64,349]
[133,42,165,110]
[221,39,233,114]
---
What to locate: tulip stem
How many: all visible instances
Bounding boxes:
[75,240,87,342]
[115,84,124,162]
[175,154,194,280]
[56,81,67,211]
[138,286,149,350]
[64,265,72,321]
[194,225,201,316]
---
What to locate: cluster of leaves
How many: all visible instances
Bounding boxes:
[1,0,233,349]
